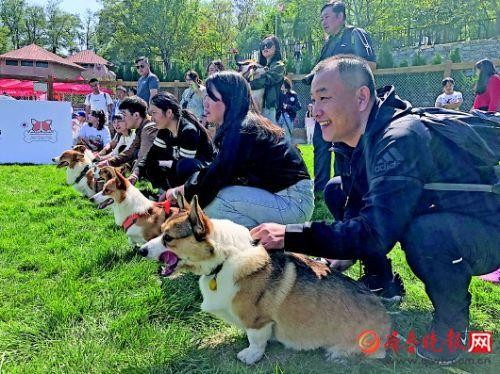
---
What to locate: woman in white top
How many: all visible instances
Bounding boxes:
[76,109,111,152]
[180,70,205,120]
[96,112,136,160]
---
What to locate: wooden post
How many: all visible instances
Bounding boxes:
[47,76,54,101]
[443,60,452,78]
[174,80,180,100]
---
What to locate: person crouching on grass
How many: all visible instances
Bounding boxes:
[138,92,215,191]
[251,55,500,365]
[162,71,314,229]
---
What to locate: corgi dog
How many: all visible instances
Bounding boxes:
[237,59,266,113]
[138,194,390,365]
[90,171,176,246]
[52,149,98,197]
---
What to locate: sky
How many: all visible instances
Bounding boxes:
[28,0,102,17]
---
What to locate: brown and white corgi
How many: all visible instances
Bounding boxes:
[138,194,391,364]
[90,171,176,246]
[52,149,98,197]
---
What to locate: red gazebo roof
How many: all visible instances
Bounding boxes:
[0,44,84,70]
[67,50,112,66]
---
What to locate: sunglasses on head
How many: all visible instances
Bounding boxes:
[261,41,274,50]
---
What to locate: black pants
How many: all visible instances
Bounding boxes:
[144,158,203,190]
[401,213,500,333]
[312,121,332,194]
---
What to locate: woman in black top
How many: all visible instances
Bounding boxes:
[277,77,302,141]
[140,92,215,190]
[163,71,314,229]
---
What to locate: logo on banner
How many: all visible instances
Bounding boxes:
[22,119,57,143]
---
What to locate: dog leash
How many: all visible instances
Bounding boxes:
[72,165,90,185]
[121,201,171,232]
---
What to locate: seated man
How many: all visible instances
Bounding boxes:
[98,96,158,184]
[251,55,499,365]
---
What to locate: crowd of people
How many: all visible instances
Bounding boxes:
[69,1,499,366]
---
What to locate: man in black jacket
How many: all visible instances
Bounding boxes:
[251,55,500,364]
[305,1,376,197]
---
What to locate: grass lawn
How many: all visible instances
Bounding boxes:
[0,145,498,373]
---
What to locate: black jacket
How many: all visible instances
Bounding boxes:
[184,115,311,208]
[285,86,500,259]
[277,90,302,121]
[139,119,215,187]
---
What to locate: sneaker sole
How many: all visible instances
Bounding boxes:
[416,347,460,365]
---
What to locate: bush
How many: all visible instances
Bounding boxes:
[378,43,394,69]
[411,52,427,66]
[399,60,409,67]
[449,48,461,63]
[431,53,443,65]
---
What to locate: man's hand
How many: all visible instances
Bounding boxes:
[159,185,185,203]
[250,223,286,251]
[97,160,109,168]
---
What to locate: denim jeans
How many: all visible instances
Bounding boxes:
[262,107,277,124]
[313,121,332,194]
[278,113,293,142]
[204,179,314,229]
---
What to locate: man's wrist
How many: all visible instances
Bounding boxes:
[284,223,310,251]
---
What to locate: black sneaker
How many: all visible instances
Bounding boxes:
[359,273,405,306]
[416,330,467,365]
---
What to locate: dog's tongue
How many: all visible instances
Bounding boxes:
[159,251,178,276]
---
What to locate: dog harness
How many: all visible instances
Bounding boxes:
[121,201,171,232]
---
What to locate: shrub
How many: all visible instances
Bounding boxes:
[378,43,394,69]
[449,48,461,63]
[411,52,427,66]
[399,60,409,67]
[431,53,443,65]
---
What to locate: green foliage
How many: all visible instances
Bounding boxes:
[399,60,409,67]
[449,48,462,63]
[411,52,427,66]
[378,43,394,69]
[0,25,10,53]
[431,53,443,65]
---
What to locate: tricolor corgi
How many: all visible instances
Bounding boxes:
[138,194,390,364]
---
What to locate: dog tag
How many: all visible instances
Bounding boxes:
[209,277,217,291]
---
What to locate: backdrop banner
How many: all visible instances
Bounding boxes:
[0,100,72,164]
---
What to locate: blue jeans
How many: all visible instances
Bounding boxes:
[278,113,293,142]
[204,179,314,229]
[262,107,277,124]
[313,121,332,194]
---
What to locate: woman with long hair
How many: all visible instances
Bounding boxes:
[206,60,225,77]
[141,92,215,190]
[163,71,314,229]
[473,58,499,112]
[180,70,205,120]
[249,35,286,123]
[76,109,111,151]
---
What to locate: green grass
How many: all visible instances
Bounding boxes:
[0,145,498,373]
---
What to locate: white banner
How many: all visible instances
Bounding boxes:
[0,100,72,164]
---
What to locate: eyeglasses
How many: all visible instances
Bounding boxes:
[136,64,146,69]
[261,41,274,50]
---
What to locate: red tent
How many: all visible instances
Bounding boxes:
[0,78,113,97]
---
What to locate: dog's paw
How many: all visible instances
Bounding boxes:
[237,347,264,365]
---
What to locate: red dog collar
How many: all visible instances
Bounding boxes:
[122,201,171,232]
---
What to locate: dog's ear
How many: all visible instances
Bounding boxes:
[115,171,128,190]
[175,191,190,211]
[73,145,87,154]
[188,195,209,241]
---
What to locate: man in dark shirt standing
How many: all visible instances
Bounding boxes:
[305,1,376,198]
[135,56,159,105]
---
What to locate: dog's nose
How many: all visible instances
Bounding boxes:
[137,246,148,257]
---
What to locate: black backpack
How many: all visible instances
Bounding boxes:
[408,108,500,194]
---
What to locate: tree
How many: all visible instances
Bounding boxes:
[0,0,26,49]
[24,5,46,45]
[79,9,96,50]
[45,0,81,53]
